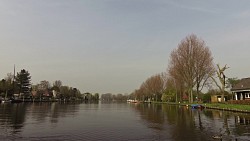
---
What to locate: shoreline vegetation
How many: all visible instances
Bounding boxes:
[204,103,250,113]
[129,101,250,113]
[127,34,250,115]
[3,97,250,114]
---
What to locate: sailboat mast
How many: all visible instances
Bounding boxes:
[13,64,15,95]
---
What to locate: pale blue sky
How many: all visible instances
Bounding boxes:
[1,0,250,94]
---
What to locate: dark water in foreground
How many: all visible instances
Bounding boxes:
[0,102,250,141]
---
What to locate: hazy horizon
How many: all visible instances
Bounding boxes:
[1,0,250,94]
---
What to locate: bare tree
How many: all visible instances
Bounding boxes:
[4,73,14,92]
[168,34,214,103]
[210,64,229,102]
[168,68,186,102]
[132,73,167,102]
[53,80,62,88]
[144,74,166,101]
[38,80,51,90]
[5,73,14,83]
[52,80,62,92]
[161,77,176,102]
[37,80,51,97]
[193,42,215,100]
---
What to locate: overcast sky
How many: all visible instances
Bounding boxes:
[1,0,250,94]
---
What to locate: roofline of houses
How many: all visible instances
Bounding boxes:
[231,89,250,92]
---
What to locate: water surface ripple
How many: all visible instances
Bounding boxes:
[0,102,249,141]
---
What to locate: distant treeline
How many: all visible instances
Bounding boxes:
[101,93,129,101]
[0,69,100,101]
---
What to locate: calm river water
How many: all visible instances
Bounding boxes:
[0,102,250,141]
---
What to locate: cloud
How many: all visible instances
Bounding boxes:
[233,10,250,19]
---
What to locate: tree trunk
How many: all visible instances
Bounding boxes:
[188,91,191,103]
[190,89,193,103]
[221,84,225,102]
[196,84,199,102]
[188,88,193,103]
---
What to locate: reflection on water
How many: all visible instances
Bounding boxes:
[0,102,250,141]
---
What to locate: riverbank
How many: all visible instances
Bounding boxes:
[204,103,250,113]
[149,101,250,113]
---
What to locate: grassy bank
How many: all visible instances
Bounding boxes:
[149,101,250,113]
[204,103,250,113]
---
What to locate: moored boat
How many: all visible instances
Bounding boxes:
[127,99,140,103]
[1,99,11,103]
[191,104,204,109]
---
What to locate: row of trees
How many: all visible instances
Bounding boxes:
[131,34,237,103]
[0,69,31,98]
[31,80,82,100]
[0,69,100,101]
[101,93,129,101]
[130,73,167,102]
[1,68,131,102]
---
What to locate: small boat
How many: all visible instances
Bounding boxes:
[191,104,204,109]
[212,134,222,140]
[1,99,11,103]
[1,98,22,103]
[127,99,140,103]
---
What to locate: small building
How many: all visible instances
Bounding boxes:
[211,95,227,103]
[231,78,250,100]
